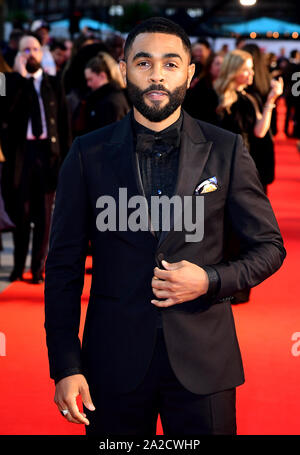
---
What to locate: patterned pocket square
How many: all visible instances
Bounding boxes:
[194,176,218,195]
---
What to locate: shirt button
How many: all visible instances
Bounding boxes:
[157,189,162,195]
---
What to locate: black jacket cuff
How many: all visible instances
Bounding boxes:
[54,367,83,385]
[202,265,221,298]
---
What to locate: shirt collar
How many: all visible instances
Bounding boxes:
[132,110,183,139]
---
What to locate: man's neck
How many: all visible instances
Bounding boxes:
[133,106,182,132]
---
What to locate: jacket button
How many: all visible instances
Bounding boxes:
[51,136,57,143]
[50,118,55,124]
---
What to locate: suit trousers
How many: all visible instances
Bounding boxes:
[84,328,237,435]
[13,139,55,276]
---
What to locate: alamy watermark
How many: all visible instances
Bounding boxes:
[0,72,6,96]
[95,188,205,242]
[0,332,6,356]
[291,332,300,357]
[291,72,300,97]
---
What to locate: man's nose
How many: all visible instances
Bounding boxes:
[149,64,164,83]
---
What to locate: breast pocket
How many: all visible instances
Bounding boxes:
[197,185,224,198]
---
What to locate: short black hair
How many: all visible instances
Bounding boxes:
[124,17,192,62]
[290,49,298,59]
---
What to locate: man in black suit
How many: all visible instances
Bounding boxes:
[1,33,71,283]
[44,18,286,435]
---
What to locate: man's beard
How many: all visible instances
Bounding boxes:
[26,57,41,74]
[126,78,188,122]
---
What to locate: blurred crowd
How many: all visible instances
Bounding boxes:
[0,19,298,286]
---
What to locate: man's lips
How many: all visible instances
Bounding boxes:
[145,90,168,100]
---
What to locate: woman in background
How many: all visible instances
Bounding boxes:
[183,52,223,125]
[214,49,283,303]
[214,49,283,191]
[242,43,278,189]
[83,51,130,133]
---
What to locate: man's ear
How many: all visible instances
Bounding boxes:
[119,60,127,87]
[187,63,195,89]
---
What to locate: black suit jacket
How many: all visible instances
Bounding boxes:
[44,110,285,396]
[0,71,71,199]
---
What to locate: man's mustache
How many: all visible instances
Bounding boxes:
[142,85,171,96]
[27,56,38,64]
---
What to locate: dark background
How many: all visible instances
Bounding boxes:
[0,0,300,40]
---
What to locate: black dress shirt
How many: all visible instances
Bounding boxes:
[133,113,182,239]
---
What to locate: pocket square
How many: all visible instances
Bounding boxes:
[194,176,218,195]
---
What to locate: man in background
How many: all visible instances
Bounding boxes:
[1,33,71,283]
[31,19,56,76]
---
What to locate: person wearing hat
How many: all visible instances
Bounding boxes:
[31,19,56,76]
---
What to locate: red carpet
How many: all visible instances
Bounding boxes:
[0,101,299,435]
[232,101,300,435]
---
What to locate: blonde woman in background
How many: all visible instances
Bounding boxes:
[214,49,283,154]
[214,49,283,304]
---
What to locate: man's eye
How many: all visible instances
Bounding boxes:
[137,61,150,67]
[166,62,178,68]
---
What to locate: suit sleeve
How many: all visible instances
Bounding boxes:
[213,134,286,299]
[44,136,90,382]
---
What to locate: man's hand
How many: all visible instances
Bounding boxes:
[151,260,209,307]
[54,374,95,425]
[13,52,28,78]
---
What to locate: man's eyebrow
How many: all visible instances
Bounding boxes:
[163,53,183,61]
[132,51,183,62]
[132,51,152,61]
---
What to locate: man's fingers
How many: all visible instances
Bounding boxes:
[58,399,89,425]
[65,398,90,425]
[154,267,174,281]
[162,260,184,270]
[152,277,172,290]
[80,385,96,412]
[152,288,170,299]
[57,402,82,424]
[64,410,83,424]
[151,298,177,307]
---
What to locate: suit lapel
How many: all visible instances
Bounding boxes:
[109,114,140,195]
[157,111,213,247]
[109,113,156,237]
